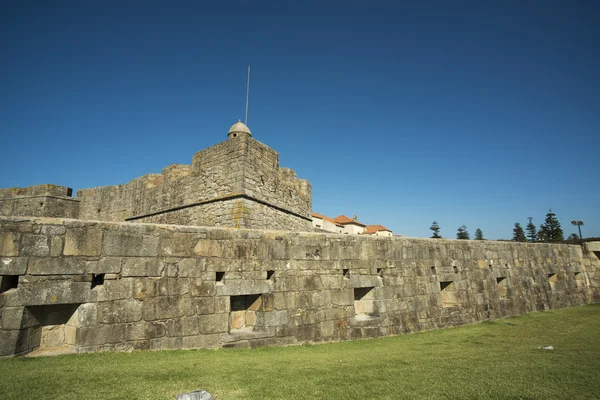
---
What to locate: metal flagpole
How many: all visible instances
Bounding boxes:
[245,65,250,125]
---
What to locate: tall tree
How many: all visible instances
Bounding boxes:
[567,233,579,240]
[456,225,470,240]
[538,209,564,242]
[474,228,484,240]
[430,221,442,239]
[526,217,537,242]
[513,222,527,242]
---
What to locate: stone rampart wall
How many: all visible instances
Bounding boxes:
[0,185,79,219]
[0,217,596,356]
[74,136,311,231]
[135,198,313,231]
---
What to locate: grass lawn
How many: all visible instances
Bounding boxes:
[1,305,599,400]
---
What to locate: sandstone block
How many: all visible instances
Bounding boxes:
[122,257,162,277]
[167,316,199,337]
[28,257,86,275]
[50,236,63,257]
[21,234,49,257]
[257,310,289,327]
[0,257,27,275]
[97,299,143,324]
[102,233,157,257]
[193,297,215,314]
[127,321,166,341]
[142,296,185,321]
[159,234,197,256]
[0,232,19,256]
[0,307,25,330]
[216,280,271,296]
[89,257,123,274]
[64,227,102,256]
[190,280,216,297]
[331,289,354,306]
[95,278,133,301]
[76,303,98,326]
[0,330,18,356]
[11,280,94,306]
[198,314,228,334]
[178,258,204,277]
[193,240,222,257]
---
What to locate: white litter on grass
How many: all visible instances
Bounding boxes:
[538,345,554,350]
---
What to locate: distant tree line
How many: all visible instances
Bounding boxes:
[429,209,571,242]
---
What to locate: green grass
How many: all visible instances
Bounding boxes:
[1,305,599,400]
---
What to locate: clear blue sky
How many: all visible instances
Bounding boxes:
[1,1,599,239]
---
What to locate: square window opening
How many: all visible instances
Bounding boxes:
[439,281,458,307]
[354,287,376,319]
[0,275,19,294]
[230,294,263,332]
[216,271,225,282]
[266,270,275,280]
[343,269,350,279]
[376,268,383,277]
[91,273,105,289]
[497,277,508,299]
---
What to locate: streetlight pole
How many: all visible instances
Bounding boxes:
[571,220,584,239]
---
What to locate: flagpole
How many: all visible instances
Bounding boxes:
[245,65,250,125]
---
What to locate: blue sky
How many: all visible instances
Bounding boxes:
[1,1,599,239]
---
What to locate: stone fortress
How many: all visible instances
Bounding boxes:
[0,121,599,357]
[1,121,313,232]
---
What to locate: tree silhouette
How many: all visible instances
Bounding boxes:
[538,209,564,242]
[430,221,442,238]
[474,228,484,240]
[456,225,470,240]
[513,223,527,242]
[526,217,537,242]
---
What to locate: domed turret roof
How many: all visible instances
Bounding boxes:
[228,120,252,138]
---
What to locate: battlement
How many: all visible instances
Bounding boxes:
[71,123,312,231]
[0,184,73,199]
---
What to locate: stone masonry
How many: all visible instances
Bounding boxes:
[0,216,597,356]
[1,122,313,232]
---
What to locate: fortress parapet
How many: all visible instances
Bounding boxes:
[16,122,315,231]
[0,184,79,219]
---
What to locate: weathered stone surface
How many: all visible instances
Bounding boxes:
[143,296,185,321]
[0,232,19,256]
[0,257,28,275]
[21,234,49,257]
[122,257,162,277]
[0,217,597,357]
[63,227,102,256]
[28,258,86,275]
[97,299,143,324]
[198,314,228,334]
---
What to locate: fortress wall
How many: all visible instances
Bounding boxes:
[0,217,596,356]
[0,185,73,199]
[243,138,312,219]
[77,138,247,222]
[134,197,313,232]
[0,185,79,219]
[582,242,600,301]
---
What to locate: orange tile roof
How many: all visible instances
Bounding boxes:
[312,212,343,226]
[333,215,366,227]
[364,224,392,234]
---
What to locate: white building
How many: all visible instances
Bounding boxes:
[312,213,394,236]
